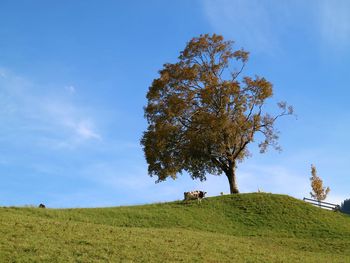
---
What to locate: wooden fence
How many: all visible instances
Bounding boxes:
[303,197,340,211]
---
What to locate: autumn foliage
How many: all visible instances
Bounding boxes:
[310,164,330,201]
[141,34,293,194]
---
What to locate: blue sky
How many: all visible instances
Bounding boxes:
[1,0,350,207]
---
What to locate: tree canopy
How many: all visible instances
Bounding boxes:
[141,34,293,193]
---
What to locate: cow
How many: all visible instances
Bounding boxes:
[38,203,46,208]
[184,190,207,203]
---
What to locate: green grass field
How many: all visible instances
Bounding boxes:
[1,193,350,262]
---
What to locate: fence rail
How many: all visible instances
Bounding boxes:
[303,197,340,211]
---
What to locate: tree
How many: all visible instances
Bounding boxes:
[340,199,350,215]
[310,164,330,201]
[141,34,293,194]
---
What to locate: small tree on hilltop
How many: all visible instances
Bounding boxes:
[141,34,293,194]
[310,164,330,201]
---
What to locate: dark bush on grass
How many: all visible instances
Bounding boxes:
[340,199,350,215]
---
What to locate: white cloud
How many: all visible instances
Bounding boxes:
[327,193,347,206]
[76,120,101,140]
[65,85,76,94]
[202,1,350,53]
[79,160,185,205]
[238,164,309,198]
[318,0,350,48]
[42,100,102,142]
[0,69,102,149]
[202,0,281,54]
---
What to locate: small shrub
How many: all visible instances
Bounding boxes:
[309,164,330,201]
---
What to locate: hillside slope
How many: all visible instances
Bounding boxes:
[1,193,350,262]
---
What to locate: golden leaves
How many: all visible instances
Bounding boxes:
[310,164,330,201]
[233,49,249,63]
[141,33,293,184]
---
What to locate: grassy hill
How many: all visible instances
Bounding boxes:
[1,193,350,262]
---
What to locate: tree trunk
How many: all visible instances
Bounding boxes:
[226,161,239,194]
